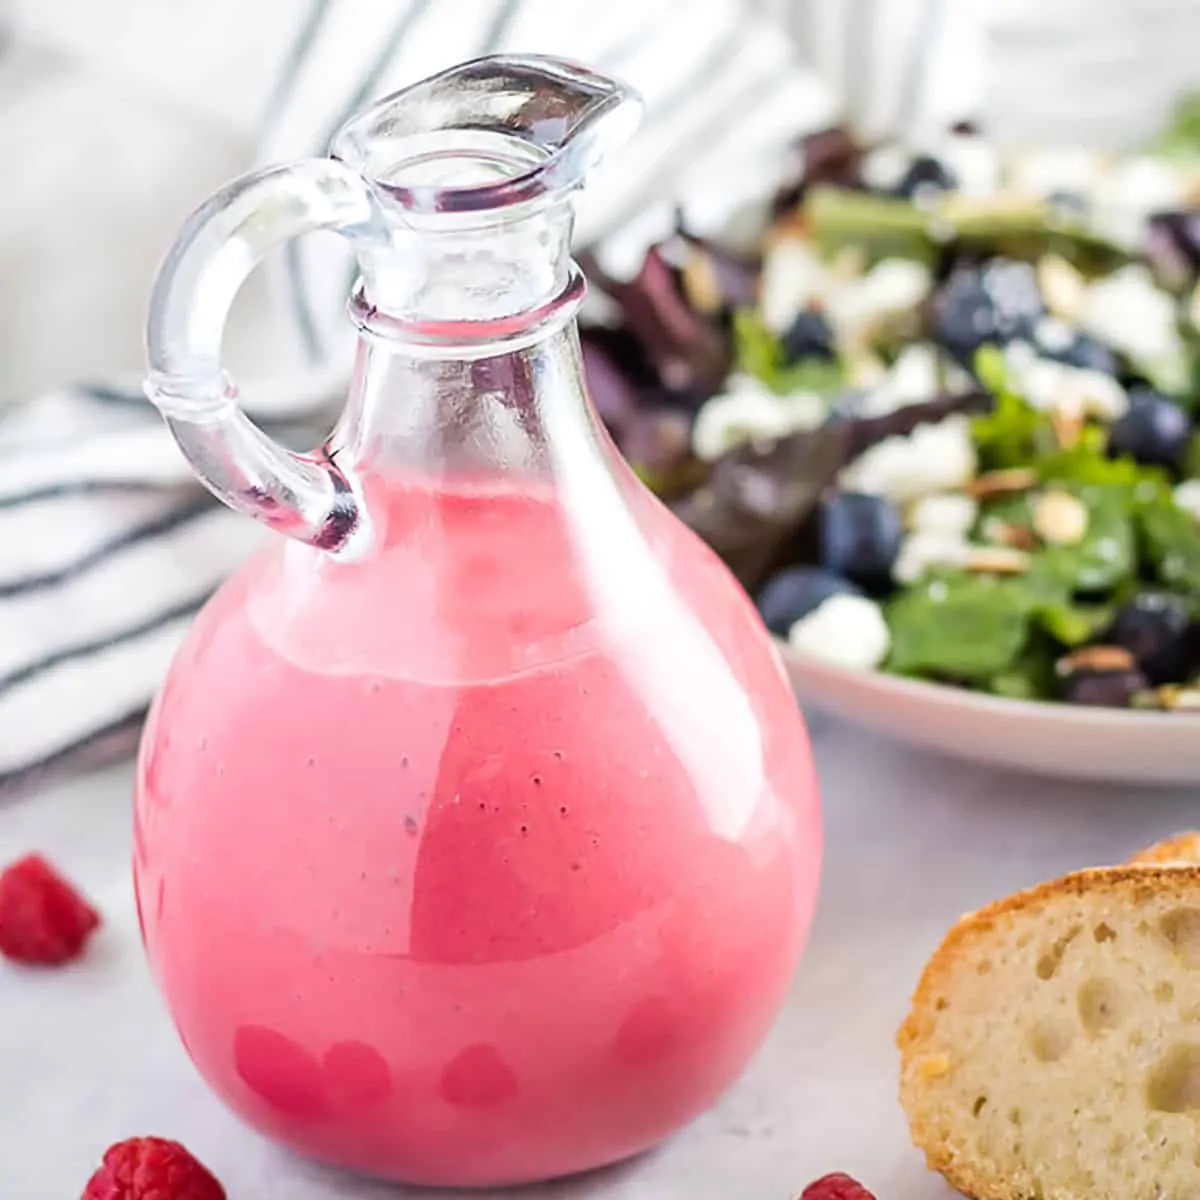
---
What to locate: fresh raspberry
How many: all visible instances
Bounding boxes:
[81,1137,225,1200]
[799,1172,878,1200]
[0,854,100,964]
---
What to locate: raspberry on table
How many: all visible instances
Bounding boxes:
[800,1172,878,1200]
[81,1137,226,1200]
[0,854,100,965]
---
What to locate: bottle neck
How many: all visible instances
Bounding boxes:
[330,294,606,493]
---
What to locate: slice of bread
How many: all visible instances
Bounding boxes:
[898,834,1200,1200]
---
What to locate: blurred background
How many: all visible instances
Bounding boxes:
[7,0,1200,789]
[5,0,1200,403]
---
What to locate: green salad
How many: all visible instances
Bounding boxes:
[720,103,1200,710]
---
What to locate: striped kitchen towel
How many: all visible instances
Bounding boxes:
[0,0,953,793]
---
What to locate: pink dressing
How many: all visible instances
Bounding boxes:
[134,477,820,1187]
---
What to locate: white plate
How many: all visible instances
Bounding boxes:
[781,645,1200,784]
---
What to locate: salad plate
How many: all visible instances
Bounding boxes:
[780,644,1200,784]
[579,97,1200,782]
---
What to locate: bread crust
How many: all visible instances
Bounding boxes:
[1128,831,1200,866]
[897,832,1200,1200]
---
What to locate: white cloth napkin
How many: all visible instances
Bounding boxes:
[3,0,905,792]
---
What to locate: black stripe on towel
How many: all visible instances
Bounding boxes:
[259,0,335,140]
[0,499,212,598]
[480,0,522,53]
[0,706,148,798]
[0,416,320,512]
[79,384,152,408]
[0,593,210,695]
[0,479,176,511]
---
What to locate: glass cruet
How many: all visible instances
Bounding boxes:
[134,55,822,1189]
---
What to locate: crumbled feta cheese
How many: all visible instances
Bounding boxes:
[691,377,826,462]
[760,237,828,334]
[827,258,932,338]
[859,344,940,416]
[778,391,827,432]
[1074,369,1129,422]
[906,493,978,539]
[1007,146,1106,200]
[1090,157,1187,251]
[1174,479,1200,523]
[1080,264,1184,370]
[1033,315,1074,355]
[892,531,971,585]
[1017,357,1128,422]
[861,258,933,314]
[860,144,912,193]
[838,415,977,504]
[1004,338,1039,378]
[942,360,978,396]
[787,593,891,670]
[934,133,1000,198]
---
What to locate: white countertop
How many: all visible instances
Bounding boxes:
[3,714,1196,1199]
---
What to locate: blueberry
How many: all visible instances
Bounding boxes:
[755,567,863,636]
[892,154,957,202]
[1108,386,1191,469]
[1046,331,1118,375]
[1109,592,1194,685]
[934,259,1043,364]
[819,492,903,588]
[780,308,835,365]
[1061,668,1149,707]
[1031,316,1118,375]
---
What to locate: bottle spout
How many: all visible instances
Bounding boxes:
[328,56,643,334]
[329,55,643,220]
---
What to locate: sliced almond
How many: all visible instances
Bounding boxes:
[1057,645,1136,675]
[1189,282,1200,334]
[1037,254,1086,322]
[982,518,1039,550]
[1033,489,1089,546]
[681,249,723,315]
[964,545,1032,574]
[1050,402,1085,450]
[965,468,1039,500]
[766,213,808,243]
[1157,685,1200,712]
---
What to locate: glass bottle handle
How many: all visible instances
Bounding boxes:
[144,159,386,556]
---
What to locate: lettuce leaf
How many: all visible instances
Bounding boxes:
[1034,485,1137,594]
[885,572,1035,682]
[1138,496,1200,593]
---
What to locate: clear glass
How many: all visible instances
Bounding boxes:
[135,55,821,1189]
